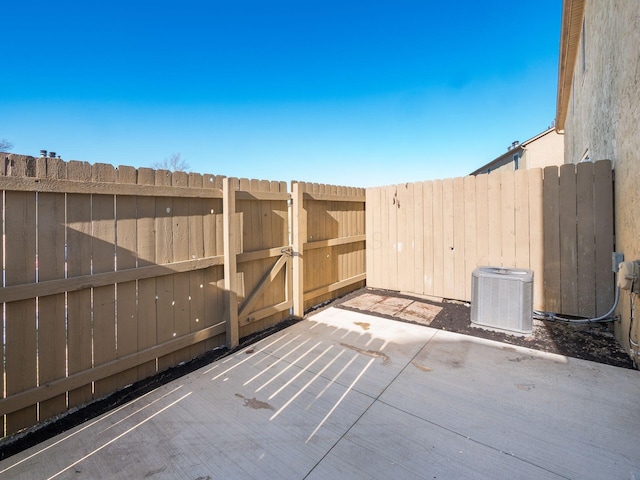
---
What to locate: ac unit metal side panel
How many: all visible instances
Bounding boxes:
[471,267,534,335]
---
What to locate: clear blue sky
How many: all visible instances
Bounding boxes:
[1,0,561,187]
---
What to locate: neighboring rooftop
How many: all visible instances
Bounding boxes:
[469,127,564,176]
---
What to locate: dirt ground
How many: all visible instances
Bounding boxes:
[332,288,635,370]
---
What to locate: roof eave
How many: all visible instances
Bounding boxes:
[520,127,556,147]
[556,0,586,131]
[469,146,524,176]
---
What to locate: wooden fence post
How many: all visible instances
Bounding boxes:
[223,178,239,347]
[292,182,306,317]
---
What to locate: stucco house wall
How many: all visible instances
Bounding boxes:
[559,0,640,361]
[521,129,565,170]
[485,156,519,175]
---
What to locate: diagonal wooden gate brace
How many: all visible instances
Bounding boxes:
[238,253,289,321]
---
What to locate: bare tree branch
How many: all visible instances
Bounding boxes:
[151,152,190,172]
[0,138,13,152]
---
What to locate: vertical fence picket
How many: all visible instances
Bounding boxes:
[514,169,530,269]
[292,182,306,318]
[234,178,250,318]
[559,164,578,315]
[315,183,327,303]
[155,169,175,371]
[223,178,239,348]
[453,177,466,301]
[258,180,274,333]
[310,183,323,304]
[577,162,596,317]
[336,185,345,296]
[92,163,117,397]
[442,178,455,299]
[358,188,366,289]
[528,168,544,311]
[475,174,489,269]
[387,184,399,292]
[323,184,334,303]
[379,186,390,291]
[188,173,206,358]
[501,170,516,268]
[365,187,377,288]
[202,174,224,351]
[594,160,614,316]
[115,165,138,388]
[423,181,434,296]
[214,176,226,347]
[36,158,67,421]
[432,180,444,298]
[171,171,192,364]
[543,166,561,313]
[269,182,281,323]
[463,175,477,300]
[66,161,93,407]
[487,172,502,266]
[274,180,289,324]
[136,168,158,379]
[344,187,352,292]
[396,183,411,293]
[4,157,37,434]
[222,178,240,347]
[340,187,349,289]
[413,182,425,295]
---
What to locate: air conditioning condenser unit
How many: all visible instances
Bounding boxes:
[471,267,534,335]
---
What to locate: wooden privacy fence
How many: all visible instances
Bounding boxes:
[0,155,365,438]
[366,160,614,317]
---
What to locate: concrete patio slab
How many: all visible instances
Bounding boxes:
[0,307,638,479]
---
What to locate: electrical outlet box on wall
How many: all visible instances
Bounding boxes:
[617,261,640,294]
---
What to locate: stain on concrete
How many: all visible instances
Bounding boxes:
[144,467,167,477]
[442,341,470,369]
[235,393,275,411]
[517,383,535,391]
[340,343,391,365]
[508,355,538,363]
[354,322,370,331]
[411,361,433,373]
[446,359,464,369]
